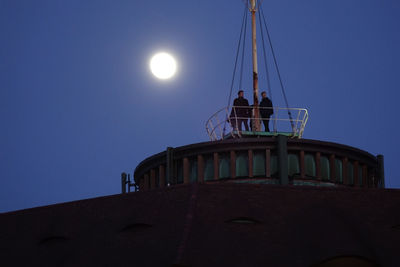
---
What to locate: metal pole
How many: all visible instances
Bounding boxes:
[250,0,261,131]
[121,172,127,194]
[128,174,131,193]
[377,154,385,188]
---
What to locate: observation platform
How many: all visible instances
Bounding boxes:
[206,106,308,141]
[124,107,384,193]
[224,130,299,139]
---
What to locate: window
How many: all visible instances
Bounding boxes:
[320,156,330,180]
[253,151,266,177]
[226,217,260,224]
[335,159,343,183]
[204,155,214,181]
[146,174,151,188]
[236,152,248,177]
[189,158,198,183]
[155,168,159,188]
[347,161,354,185]
[219,153,230,179]
[305,154,316,177]
[288,153,300,177]
[313,255,378,267]
[270,154,278,177]
[139,177,145,190]
[177,161,183,184]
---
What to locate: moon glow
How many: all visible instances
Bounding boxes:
[150,52,177,79]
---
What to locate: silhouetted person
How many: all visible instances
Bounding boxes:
[230,90,249,131]
[260,91,273,132]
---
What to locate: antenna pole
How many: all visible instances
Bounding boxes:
[250,0,261,131]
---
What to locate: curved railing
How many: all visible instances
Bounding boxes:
[206,106,309,141]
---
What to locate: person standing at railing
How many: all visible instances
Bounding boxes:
[260,91,273,132]
[230,90,250,131]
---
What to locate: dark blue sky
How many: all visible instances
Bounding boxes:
[1,0,399,212]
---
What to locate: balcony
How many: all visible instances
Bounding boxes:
[206,106,309,141]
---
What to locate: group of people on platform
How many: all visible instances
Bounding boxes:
[230,90,273,132]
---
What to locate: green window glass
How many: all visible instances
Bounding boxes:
[305,154,316,177]
[164,166,169,185]
[177,160,183,184]
[236,152,248,177]
[288,154,300,177]
[155,168,160,188]
[219,154,230,179]
[320,156,330,180]
[139,177,144,190]
[347,162,354,185]
[253,151,266,177]
[146,174,150,189]
[204,156,214,181]
[270,155,278,177]
[335,159,343,183]
[190,158,198,183]
[358,165,363,186]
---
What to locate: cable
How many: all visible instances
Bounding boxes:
[257,4,273,105]
[239,10,248,89]
[258,5,275,132]
[223,4,248,135]
[259,5,295,130]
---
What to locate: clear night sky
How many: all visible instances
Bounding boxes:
[1,0,399,212]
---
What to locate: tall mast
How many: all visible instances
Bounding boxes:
[250,0,261,131]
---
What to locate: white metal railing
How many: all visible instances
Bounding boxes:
[205,106,309,141]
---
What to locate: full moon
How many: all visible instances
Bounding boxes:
[150,52,177,79]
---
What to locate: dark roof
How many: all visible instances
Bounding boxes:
[1,183,399,266]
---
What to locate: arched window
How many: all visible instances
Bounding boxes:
[313,255,378,267]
